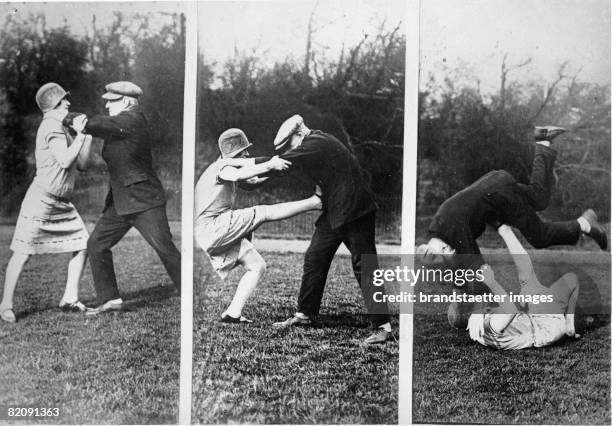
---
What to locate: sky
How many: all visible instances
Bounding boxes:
[2,1,407,80]
[2,0,609,91]
[198,0,406,78]
[0,2,184,36]
[420,0,611,92]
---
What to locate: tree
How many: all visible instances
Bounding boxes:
[418,61,610,221]
[0,14,88,209]
[198,19,406,195]
[0,11,186,216]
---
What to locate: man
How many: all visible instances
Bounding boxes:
[194,128,322,323]
[417,126,607,328]
[270,115,392,344]
[67,81,181,313]
[467,225,580,350]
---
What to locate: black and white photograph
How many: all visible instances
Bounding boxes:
[413,0,610,424]
[192,0,405,423]
[0,2,184,423]
[1,0,610,425]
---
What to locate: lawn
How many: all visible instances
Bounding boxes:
[0,223,180,424]
[192,250,399,424]
[412,250,611,424]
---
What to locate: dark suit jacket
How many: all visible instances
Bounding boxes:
[276,130,377,230]
[84,108,166,216]
[429,169,525,267]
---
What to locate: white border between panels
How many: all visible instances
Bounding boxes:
[399,0,420,424]
[179,2,198,424]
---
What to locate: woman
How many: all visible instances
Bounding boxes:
[195,128,321,323]
[466,225,580,350]
[0,82,93,323]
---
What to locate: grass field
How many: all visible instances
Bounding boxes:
[0,224,180,424]
[192,250,399,424]
[412,251,611,424]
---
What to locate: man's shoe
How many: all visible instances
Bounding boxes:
[364,328,391,344]
[85,300,125,316]
[220,314,253,324]
[0,308,16,323]
[272,314,312,328]
[581,209,608,250]
[534,126,566,142]
[59,300,88,312]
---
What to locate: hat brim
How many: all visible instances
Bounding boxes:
[274,136,291,151]
[224,143,253,158]
[52,91,71,109]
[102,92,123,100]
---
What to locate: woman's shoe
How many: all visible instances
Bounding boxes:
[59,300,88,312]
[220,313,253,324]
[0,308,16,323]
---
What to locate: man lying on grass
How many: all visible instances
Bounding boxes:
[466,225,580,350]
[194,128,322,323]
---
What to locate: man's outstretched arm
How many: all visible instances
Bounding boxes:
[64,113,131,139]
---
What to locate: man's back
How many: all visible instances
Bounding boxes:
[85,109,166,215]
[279,130,376,229]
[429,170,517,255]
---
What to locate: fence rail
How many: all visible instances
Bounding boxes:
[1,180,400,244]
[1,177,183,222]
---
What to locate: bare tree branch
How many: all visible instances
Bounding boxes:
[303,0,320,84]
[499,53,532,113]
[528,61,569,123]
[333,115,353,150]
[374,22,401,92]
[382,107,402,140]
[336,32,368,90]
[556,163,611,174]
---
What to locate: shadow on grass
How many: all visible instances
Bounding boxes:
[192,251,399,424]
[12,284,179,321]
[0,227,180,425]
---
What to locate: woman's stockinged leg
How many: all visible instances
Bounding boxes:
[260,195,321,222]
[62,249,87,304]
[0,252,31,310]
[223,243,266,318]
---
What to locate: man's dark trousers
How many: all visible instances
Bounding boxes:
[297,211,390,327]
[497,144,580,248]
[88,204,181,304]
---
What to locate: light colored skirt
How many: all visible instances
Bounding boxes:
[195,206,265,279]
[10,184,89,255]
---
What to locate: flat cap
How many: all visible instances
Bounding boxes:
[102,81,143,100]
[274,114,303,151]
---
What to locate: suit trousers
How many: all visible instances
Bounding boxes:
[87,204,181,304]
[502,144,581,249]
[297,211,391,327]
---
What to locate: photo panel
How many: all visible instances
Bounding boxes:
[192,0,406,423]
[0,2,184,423]
[413,0,611,424]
